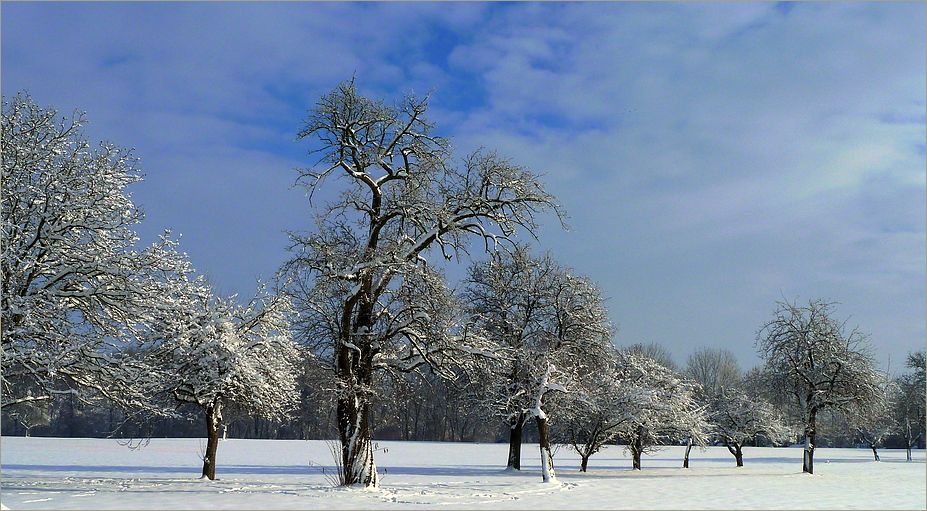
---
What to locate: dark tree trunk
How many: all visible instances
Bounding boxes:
[202,402,222,480]
[683,438,693,468]
[803,409,816,474]
[870,445,880,461]
[726,442,744,467]
[580,454,589,472]
[536,414,556,482]
[631,426,644,470]
[335,306,379,487]
[507,416,524,470]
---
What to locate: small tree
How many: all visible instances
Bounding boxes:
[146,281,300,480]
[756,298,881,474]
[685,347,790,467]
[892,351,926,461]
[684,347,741,466]
[558,352,650,472]
[846,372,897,461]
[614,350,709,470]
[5,399,50,436]
[462,247,614,482]
[709,387,791,466]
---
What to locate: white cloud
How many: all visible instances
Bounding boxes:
[3,1,922,369]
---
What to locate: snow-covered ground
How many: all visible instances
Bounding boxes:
[1,437,923,509]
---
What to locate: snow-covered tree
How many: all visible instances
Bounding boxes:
[684,347,790,467]
[281,81,561,487]
[756,298,881,474]
[4,398,50,437]
[613,350,709,470]
[462,247,614,482]
[144,281,301,480]
[709,387,791,466]
[892,351,926,461]
[847,373,896,462]
[2,92,195,411]
[557,352,652,472]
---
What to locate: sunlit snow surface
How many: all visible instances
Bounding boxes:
[1,437,924,509]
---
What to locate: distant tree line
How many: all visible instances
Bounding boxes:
[3,87,924,486]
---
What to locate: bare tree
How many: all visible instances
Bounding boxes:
[892,351,926,461]
[626,342,678,372]
[685,347,741,396]
[282,81,561,487]
[756,298,881,474]
[2,92,194,412]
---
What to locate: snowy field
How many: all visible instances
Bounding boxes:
[1,437,924,510]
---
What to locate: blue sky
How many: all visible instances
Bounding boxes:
[3,1,924,371]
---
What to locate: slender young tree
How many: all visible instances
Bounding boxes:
[756,298,881,474]
[282,81,561,487]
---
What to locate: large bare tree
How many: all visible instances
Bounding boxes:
[756,298,881,474]
[282,81,561,487]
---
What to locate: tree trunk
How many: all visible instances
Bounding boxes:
[335,304,380,488]
[683,438,693,468]
[507,416,524,470]
[725,441,745,467]
[536,415,557,483]
[801,411,816,474]
[870,445,880,462]
[202,402,222,480]
[337,389,378,487]
[631,426,644,470]
[631,448,642,470]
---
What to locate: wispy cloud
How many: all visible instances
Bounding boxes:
[3,1,923,368]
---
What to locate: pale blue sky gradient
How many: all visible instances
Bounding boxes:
[3,1,924,371]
